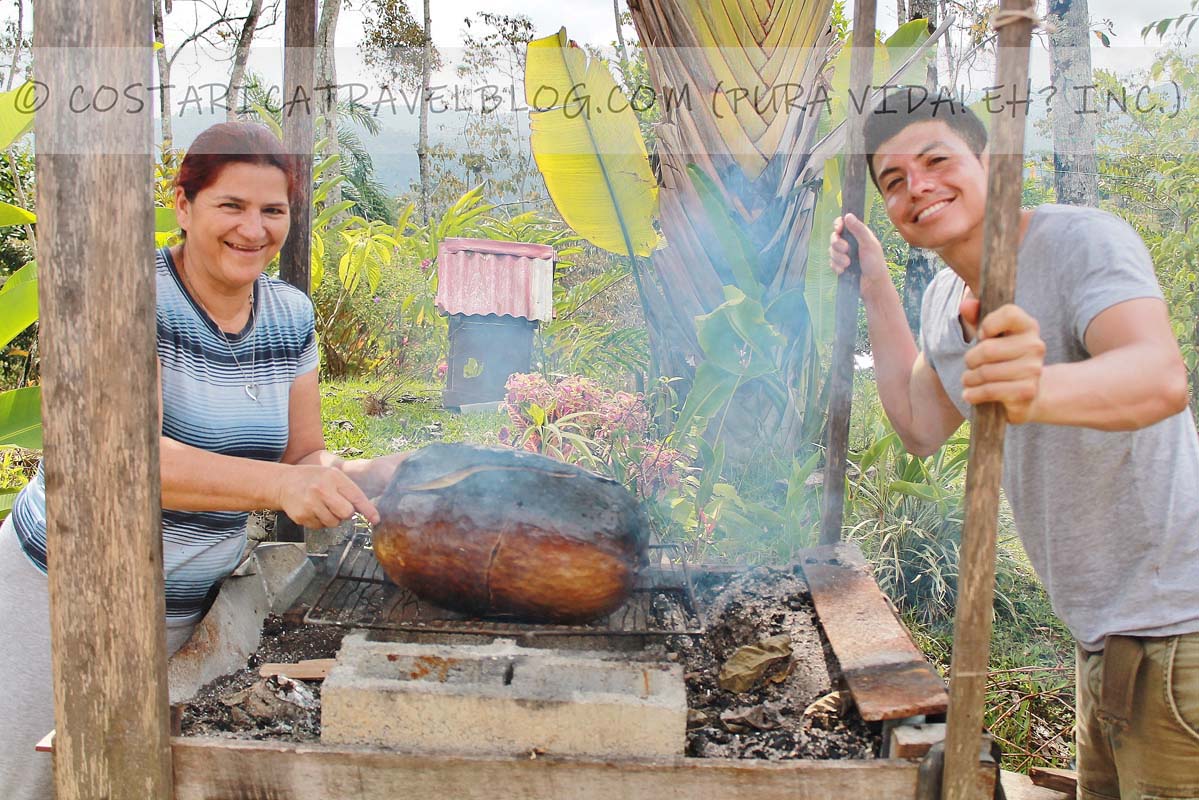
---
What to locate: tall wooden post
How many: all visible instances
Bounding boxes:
[942,1,1036,797]
[277,0,317,542]
[820,0,877,545]
[34,1,173,797]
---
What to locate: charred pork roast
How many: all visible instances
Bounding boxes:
[372,443,650,623]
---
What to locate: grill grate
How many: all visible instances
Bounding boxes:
[304,527,704,638]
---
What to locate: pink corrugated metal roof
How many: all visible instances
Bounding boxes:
[435,238,555,322]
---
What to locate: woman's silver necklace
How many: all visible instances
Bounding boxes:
[178,250,260,402]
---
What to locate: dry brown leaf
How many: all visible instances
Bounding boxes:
[717,634,793,693]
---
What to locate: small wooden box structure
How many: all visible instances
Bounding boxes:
[435,238,554,408]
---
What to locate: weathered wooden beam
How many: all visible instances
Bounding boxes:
[277,0,317,543]
[821,0,879,545]
[33,1,173,796]
[802,544,948,721]
[281,0,316,295]
[941,1,1037,797]
[172,738,1004,800]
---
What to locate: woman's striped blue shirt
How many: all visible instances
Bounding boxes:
[10,247,319,623]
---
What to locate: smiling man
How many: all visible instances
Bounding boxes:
[829,95,1199,799]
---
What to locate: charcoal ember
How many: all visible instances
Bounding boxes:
[372,443,649,623]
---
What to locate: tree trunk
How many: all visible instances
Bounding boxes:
[227,0,264,121]
[1048,0,1098,206]
[418,0,431,224]
[613,0,631,81]
[153,0,172,149]
[315,0,342,208]
[903,0,940,333]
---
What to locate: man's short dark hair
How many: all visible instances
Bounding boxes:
[863,88,988,188]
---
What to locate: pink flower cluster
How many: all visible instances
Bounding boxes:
[500,373,685,500]
[502,374,648,443]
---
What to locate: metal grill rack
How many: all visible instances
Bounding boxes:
[304,527,704,638]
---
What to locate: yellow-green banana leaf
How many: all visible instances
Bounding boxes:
[526,28,658,258]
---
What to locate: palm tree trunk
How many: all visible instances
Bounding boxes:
[1048,0,1098,206]
[227,0,264,121]
[153,0,172,149]
[903,0,940,333]
[316,0,342,208]
[418,0,431,224]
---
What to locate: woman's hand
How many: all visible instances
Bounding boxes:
[829,213,889,295]
[340,452,412,501]
[275,464,380,528]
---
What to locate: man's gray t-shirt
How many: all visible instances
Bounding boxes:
[919,204,1199,652]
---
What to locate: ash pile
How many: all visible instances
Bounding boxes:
[672,566,880,760]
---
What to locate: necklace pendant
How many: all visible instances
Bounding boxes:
[245,383,260,402]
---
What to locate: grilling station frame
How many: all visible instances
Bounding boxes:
[32,0,1041,797]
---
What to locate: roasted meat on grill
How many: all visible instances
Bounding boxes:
[372,443,650,623]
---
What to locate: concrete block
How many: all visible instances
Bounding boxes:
[305,519,352,557]
[322,635,687,759]
[168,541,318,702]
[253,542,316,613]
[168,571,269,704]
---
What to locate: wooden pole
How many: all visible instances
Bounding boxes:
[820,0,877,545]
[942,1,1036,797]
[277,0,317,543]
[33,1,173,797]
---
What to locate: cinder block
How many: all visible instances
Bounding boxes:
[168,541,316,702]
[322,635,687,759]
[252,542,316,613]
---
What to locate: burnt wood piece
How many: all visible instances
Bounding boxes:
[802,543,948,721]
[1028,767,1078,794]
[373,444,649,623]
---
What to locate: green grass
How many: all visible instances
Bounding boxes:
[319,378,506,457]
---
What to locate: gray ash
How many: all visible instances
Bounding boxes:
[670,566,881,760]
[179,611,341,742]
[182,569,882,760]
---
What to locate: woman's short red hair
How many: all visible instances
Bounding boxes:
[175,122,299,205]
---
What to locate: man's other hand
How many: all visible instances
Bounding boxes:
[960,302,1046,424]
[829,213,890,295]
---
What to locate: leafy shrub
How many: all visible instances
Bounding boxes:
[844,416,1021,625]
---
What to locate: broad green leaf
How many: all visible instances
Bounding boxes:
[313,153,341,181]
[0,488,17,521]
[858,431,897,473]
[695,287,785,378]
[155,206,178,233]
[888,480,945,502]
[674,362,739,440]
[0,279,37,349]
[251,105,283,139]
[313,200,354,230]
[0,260,35,296]
[885,18,932,49]
[527,28,658,258]
[804,155,842,345]
[687,165,764,297]
[0,201,34,227]
[0,82,36,150]
[0,386,42,449]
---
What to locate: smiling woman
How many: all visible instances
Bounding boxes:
[0,122,408,800]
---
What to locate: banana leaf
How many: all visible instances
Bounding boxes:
[526,28,658,258]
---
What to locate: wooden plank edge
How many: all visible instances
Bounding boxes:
[801,543,948,721]
[1029,766,1078,794]
[259,658,336,681]
[171,737,1002,800]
